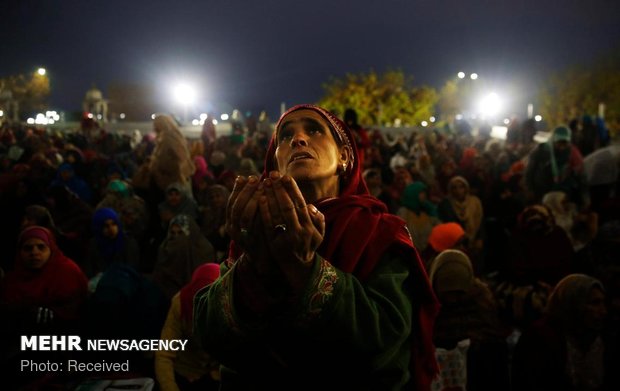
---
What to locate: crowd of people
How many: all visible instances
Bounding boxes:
[0,105,618,390]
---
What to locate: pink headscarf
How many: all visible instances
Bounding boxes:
[192,155,213,188]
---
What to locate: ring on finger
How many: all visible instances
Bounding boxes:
[273,223,287,235]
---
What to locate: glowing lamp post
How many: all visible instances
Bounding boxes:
[37,67,46,76]
[173,83,196,124]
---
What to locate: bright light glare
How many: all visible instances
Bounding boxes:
[421,121,428,127]
[200,113,208,120]
[491,126,508,140]
[37,68,46,76]
[120,113,126,119]
[0,110,3,117]
[151,114,156,120]
[479,92,501,116]
[503,118,510,125]
[535,115,543,122]
[35,113,48,125]
[470,73,478,80]
[455,114,463,120]
[457,72,465,79]
[192,119,200,126]
[27,118,35,124]
[44,111,59,123]
[220,114,229,121]
[212,119,218,125]
[87,113,94,119]
[173,83,197,105]
[429,116,436,123]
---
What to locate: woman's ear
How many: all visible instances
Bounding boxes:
[339,146,352,168]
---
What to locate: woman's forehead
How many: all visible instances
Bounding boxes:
[279,109,328,129]
[22,238,47,245]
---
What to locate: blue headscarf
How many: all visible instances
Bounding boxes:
[92,207,126,262]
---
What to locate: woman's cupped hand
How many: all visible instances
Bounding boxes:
[226,172,325,291]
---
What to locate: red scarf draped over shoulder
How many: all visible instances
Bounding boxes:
[262,104,440,390]
[180,263,221,325]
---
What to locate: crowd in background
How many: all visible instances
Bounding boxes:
[0,108,619,390]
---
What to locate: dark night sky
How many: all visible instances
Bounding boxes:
[2,0,619,120]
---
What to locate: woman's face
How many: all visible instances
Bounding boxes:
[554,140,570,152]
[20,238,51,269]
[394,168,412,187]
[441,161,456,176]
[450,180,467,201]
[583,287,607,332]
[60,170,73,182]
[364,172,381,188]
[169,223,184,238]
[418,190,428,203]
[210,190,227,208]
[101,218,119,239]
[166,189,182,206]
[275,109,347,189]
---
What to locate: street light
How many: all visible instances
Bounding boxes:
[37,67,46,76]
[470,73,478,80]
[457,72,465,79]
[173,83,197,124]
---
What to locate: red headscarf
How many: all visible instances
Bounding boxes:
[264,104,440,390]
[1,226,88,321]
[180,263,221,324]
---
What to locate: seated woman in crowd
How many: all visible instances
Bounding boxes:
[44,184,94,268]
[512,274,613,391]
[506,204,573,286]
[438,175,484,269]
[1,226,88,338]
[199,184,231,262]
[155,263,221,391]
[420,222,466,269]
[397,181,440,252]
[429,249,510,390]
[19,204,81,266]
[97,179,149,243]
[152,214,215,301]
[158,182,199,229]
[543,190,599,253]
[86,207,140,280]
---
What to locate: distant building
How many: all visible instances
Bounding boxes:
[107,83,160,122]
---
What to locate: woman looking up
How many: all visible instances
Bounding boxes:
[194,104,439,390]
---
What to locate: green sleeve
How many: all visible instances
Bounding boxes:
[193,252,414,384]
[298,254,413,368]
